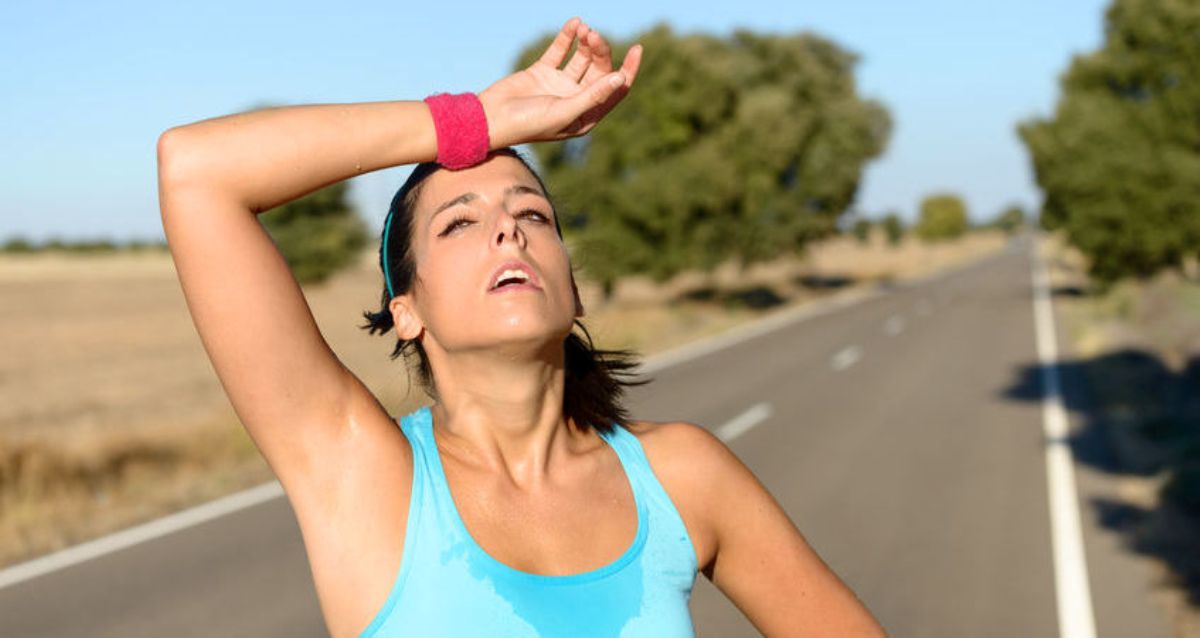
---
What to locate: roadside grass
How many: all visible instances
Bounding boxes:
[1044,234,1200,631]
[0,229,1008,569]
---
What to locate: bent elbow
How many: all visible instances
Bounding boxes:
[156,127,191,191]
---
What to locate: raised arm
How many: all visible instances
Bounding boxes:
[155,17,640,499]
[155,98,435,492]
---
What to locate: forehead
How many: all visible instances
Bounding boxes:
[415,155,543,218]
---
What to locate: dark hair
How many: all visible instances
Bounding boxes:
[359,148,651,435]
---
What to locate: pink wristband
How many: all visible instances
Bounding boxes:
[423,92,491,170]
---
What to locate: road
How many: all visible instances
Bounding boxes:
[0,235,1172,636]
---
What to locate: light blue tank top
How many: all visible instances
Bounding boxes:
[358,405,699,637]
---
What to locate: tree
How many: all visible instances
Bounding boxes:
[1018,0,1200,284]
[850,217,872,245]
[991,204,1026,235]
[915,193,968,241]
[881,212,904,247]
[514,23,891,296]
[2,236,34,253]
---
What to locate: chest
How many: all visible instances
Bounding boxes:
[437,449,640,576]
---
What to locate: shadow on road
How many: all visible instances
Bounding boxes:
[679,284,790,310]
[1002,348,1200,605]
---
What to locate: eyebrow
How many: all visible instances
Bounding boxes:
[430,185,549,225]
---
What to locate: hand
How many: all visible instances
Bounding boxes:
[479,17,642,148]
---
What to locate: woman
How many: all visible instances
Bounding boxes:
[157,17,885,637]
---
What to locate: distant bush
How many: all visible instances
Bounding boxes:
[990,205,1026,235]
[915,194,968,241]
[881,212,904,247]
[0,236,168,253]
[851,218,871,245]
[2,237,35,253]
[65,239,119,254]
[259,181,369,284]
[125,239,169,252]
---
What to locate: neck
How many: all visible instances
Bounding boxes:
[426,339,584,486]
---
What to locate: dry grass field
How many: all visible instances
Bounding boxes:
[0,228,1008,568]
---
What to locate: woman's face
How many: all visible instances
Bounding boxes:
[392,154,583,356]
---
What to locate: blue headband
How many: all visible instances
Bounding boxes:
[381,208,396,299]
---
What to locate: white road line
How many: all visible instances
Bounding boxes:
[0,481,284,589]
[830,345,863,371]
[884,315,905,336]
[1032,246,1097,638]
[715,402,774,442]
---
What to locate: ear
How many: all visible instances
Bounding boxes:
[388,295,424,341]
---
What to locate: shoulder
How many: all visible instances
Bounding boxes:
[622,419,744,484]
[620,419,748,572]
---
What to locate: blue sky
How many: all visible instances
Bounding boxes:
[1,0,1110,242]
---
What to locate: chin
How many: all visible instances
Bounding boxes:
[481,316,574,351]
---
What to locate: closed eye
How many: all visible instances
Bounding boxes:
[520,209,551,223]
[438,210,552,238]
[438,215,473,237]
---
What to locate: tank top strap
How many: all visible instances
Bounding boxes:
[597,423,687,536]
[400,406,478,536]
[360,408,431,638]
[398,406,455,531]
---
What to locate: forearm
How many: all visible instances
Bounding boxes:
[157,100,437,213]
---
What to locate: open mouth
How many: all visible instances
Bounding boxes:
[493,270,531,288]
[487,262,541,292]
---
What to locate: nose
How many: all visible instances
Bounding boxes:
[492,208,526,249]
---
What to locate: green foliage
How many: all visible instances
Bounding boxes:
[260,181,369,284]
[2,236,35,253]
[915,193,968,241]
[514,23,891,294]
[1018,0,1200,284]
[0,235,169,253]
[990,204,1026,235]
[881,212,904,246]
[851,218,871,245]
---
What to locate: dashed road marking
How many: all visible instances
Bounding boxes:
[884,315,905,336]
[715,402,774,442]
[830,345,863,371]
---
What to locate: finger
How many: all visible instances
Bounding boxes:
[537,17,581,68]
[554,71,626,127]
[618,43,644,88]
[562,23,593,80]
[579,30,614,84]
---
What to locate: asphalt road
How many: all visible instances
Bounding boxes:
[0,235,1173,637]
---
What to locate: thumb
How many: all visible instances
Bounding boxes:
[556,72,626,126]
